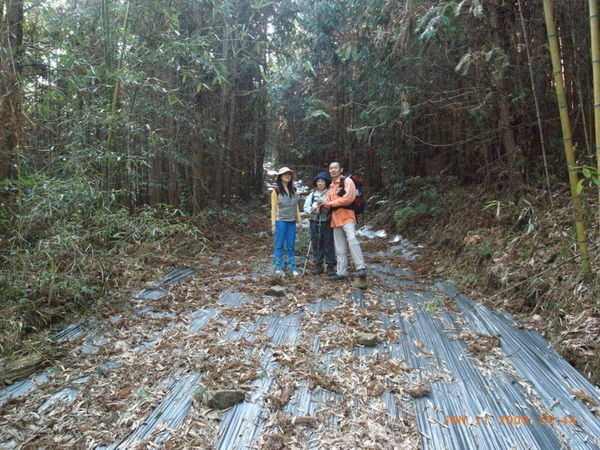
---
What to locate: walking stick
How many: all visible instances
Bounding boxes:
[302,238,312,276]
[316,215,322,254]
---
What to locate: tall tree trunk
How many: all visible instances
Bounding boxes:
[589,0,600,225]
[225,61,237,200]
[0,0,24,191]
[543,0,592,276]
[216,21,231,203]
[489,2,522,187]
[168,70,178,206]
[191,129,205,214]
[518,0,553,200]
[101,0,112,191]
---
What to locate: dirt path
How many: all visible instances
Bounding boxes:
[1,231,599,449]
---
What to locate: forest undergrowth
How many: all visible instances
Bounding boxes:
[1,177,598,388]
[371,176,600,386]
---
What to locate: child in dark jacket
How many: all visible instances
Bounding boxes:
[303,172,336,275]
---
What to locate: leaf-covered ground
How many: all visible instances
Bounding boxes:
[371,177,600,386]
[0,216,427,448]
[1,180,599,449]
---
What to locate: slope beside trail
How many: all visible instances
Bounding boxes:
[1,215,599,449]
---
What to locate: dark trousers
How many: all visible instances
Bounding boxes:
[310,219,335,267]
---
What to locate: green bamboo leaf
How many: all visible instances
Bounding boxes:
[306,110,330,120]
[582,166,591,178]
[303,61,316,77]
[251,1,273,9]
[576,178,585,195]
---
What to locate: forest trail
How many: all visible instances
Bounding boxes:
[1,228,599,449]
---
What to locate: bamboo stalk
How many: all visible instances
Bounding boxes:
[590,0,600,226]
[106,0,131,153]
[518,0,553,203]
[100,0,111,191]
[543,0,592,276]
[104,0,131,205]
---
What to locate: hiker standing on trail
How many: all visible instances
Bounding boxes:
[317,161,367,282]
[303,171,336,276]
[271,167,303,277]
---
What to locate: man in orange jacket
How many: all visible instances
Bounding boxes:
[317,161,367,281]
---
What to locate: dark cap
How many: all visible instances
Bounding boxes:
[312,171,331,187]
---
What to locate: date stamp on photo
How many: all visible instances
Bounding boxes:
[443,415,578,426]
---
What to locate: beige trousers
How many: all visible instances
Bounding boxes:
[333,222,365,276]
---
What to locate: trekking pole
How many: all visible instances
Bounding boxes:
[302,239,312,277]
[316,215,322,252]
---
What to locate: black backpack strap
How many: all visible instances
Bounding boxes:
[311,190,319,205]
[337,176,347,197]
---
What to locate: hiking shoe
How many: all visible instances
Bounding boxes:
[329,274,348,282]
[292,270,301,277]
[312,266,324,275]
[326,266,336,276]
[356,268,368,278]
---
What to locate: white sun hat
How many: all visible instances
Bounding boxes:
[277,167,294,176]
